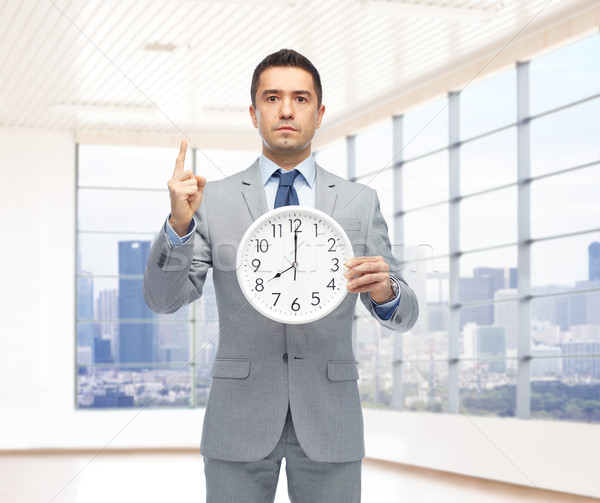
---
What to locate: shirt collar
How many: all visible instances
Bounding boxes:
[259,153,316,188]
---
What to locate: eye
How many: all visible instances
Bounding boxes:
[267,96,278,102]
[296,96,307,103]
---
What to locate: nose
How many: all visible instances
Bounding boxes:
[279,98,294,120]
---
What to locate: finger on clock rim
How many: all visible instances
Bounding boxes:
[345,256,382,267]
[347,272,389,289]
[346,261,389,274]
[347,281,385,293]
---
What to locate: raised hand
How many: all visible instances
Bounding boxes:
[167,140,207,236]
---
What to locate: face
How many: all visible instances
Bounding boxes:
[249,66,325,162]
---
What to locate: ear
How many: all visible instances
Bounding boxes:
[249,104,258,129]
[315,104,325,129]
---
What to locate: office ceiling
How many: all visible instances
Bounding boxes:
[0,0,597,148]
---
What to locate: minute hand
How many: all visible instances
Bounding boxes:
[293,229,298,281]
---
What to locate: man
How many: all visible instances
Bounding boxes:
[144,49,418,502]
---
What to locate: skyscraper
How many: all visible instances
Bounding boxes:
[77,272,95,364]
[460,267,514,329]
[589,242,600,281]
[463,324,507,373]
[96,289,118,363]
[118,240,156,364]
[494,289,518,350]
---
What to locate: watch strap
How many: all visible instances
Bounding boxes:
[372,276,400,305]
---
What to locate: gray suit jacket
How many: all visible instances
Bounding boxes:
[143,161,418,462]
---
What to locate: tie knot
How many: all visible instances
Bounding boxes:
[274,169,300,188]
[272,169,300,208]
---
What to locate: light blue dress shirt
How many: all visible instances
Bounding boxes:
[259,153,316,209]
[164,154,401,319]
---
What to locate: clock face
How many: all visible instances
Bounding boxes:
[236,206,354,324]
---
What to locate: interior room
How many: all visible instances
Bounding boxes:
[0,0,599,501]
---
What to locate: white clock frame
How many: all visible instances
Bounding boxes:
[236,206,354,324]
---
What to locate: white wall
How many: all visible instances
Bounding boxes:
[0,130,598,499]
[0,129,74,415]
[364,409,600,499]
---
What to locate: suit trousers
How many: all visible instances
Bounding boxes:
[203,407,362,503]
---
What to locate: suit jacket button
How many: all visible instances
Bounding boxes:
[282,353,288,363]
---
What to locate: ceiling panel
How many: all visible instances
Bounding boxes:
[0,0,597,146]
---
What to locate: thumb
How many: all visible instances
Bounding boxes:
[195,175,207,192]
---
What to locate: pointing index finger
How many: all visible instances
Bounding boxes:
[173,139,187,177]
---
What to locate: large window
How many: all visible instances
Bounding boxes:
[76,145,256,408]
[350,33,600,421]
[77,34,599,421]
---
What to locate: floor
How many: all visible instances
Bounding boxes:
[1,450,598,503]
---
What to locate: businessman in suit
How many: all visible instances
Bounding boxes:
[144,49,418,502]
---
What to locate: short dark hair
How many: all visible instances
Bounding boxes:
[251,49,322,107]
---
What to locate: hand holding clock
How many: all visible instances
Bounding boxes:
[344,256,395,303]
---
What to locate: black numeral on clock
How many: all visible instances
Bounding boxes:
[272,292,281,306]
[271,224,282,238]
[327,238,336,252]
[255,278,264,292]
[255,239,269,253]
[327,278,335,290]
[291,298,300,311]
[289,218,301,232]
[251,259,261,272]
[311,292,320,306]
[330,258,339,272]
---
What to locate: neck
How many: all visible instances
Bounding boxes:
[262,147,312,171]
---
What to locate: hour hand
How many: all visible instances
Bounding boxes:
[268,264,295,281]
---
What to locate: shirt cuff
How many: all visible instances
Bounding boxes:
[164,215,196,247]
[370,276,402,321]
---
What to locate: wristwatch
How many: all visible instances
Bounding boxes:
[372,276,400,305]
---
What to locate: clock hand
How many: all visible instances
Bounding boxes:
[267,264,295,282]
[293,229,298,281]
[294,229,298,263]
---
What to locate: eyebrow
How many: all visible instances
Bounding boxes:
[261,89,313,98]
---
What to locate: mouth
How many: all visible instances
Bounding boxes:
[274,123,299,132]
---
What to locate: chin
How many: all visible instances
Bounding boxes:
[271,140,300,151]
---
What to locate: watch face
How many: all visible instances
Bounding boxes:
[236,206,354,324]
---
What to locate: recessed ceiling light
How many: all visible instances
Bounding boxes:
[203,106,248,114]
[144,42,177,52]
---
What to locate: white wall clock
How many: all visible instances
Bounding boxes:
[236,206,354,324]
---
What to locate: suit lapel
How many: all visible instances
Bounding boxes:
[315,163,337,216]
[240,160,268,221]
[239,160,336,219]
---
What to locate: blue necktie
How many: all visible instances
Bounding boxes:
[273,170,300,208]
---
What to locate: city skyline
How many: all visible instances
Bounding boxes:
[77,237,600,415]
